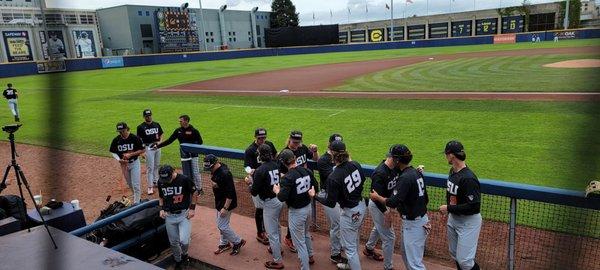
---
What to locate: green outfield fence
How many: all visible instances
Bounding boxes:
[181,144,600,270]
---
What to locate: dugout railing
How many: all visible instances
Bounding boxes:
[181,143,600,270]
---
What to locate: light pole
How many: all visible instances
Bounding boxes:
[37,0,50,59]
[197,0,208,51]
[564,0,570,29]
[250,7,259,48]
[218,5,228,49]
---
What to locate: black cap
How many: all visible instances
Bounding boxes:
[143,109,152,117]
[330,140,346,152]
[387,144,411,158]
[444,140,464,155]
[255,128,267,138]
[116,122,128,131]
[290,130,303,140]
[158,165,174,184]
[203,154,218,171]
[329,133,343,143]
[278,149,295,165]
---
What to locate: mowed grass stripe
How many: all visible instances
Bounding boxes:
[334,53,600,92]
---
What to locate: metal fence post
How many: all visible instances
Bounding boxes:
[508,197,517,270]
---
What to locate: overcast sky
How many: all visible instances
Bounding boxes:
[47,0,571,25]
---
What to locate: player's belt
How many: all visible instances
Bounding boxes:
[169,209,183,214]
[181,157,192,161]
[402,213,425,220]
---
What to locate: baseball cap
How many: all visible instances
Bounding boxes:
[329,133,343,143]
[143,109,152,117]
[444,140,464,155]
[203,154,218,171]
[278,149,295,164]
[387,144,411,158]
[255,128,267,138]
[290,130,303,141]
[158,165,174,184]
[330,140,346,152]
[116,122,128,131]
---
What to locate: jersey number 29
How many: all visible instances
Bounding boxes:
[296,175,311,194]
[344,170,361,193]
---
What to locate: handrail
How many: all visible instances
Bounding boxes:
[181,144,600,210]
[70,199,159,236]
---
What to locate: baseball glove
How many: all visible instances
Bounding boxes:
[585,181,600,198]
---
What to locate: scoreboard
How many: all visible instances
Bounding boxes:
[476,18,498,36]
[428,22,448,39]
[407,25,425,40]
[452,20,472,37]
[502,16,524,33]
[156,8,200,53]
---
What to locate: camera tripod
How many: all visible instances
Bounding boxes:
[0,125,57,249]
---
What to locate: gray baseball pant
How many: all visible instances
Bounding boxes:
[288,204,313,270]
[7,99,18,118]
[145,146,161,186]
[165,210,191,262]
[216,209,242,246]
[340,200,366,270]
[263,198,283,262]
[366,199,395,270]
[447,213,482,270]
[191,157,202,189]
[322,203,342,256]
[400,214,429,270]
[124,159,141,204]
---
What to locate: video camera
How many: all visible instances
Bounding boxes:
[2,124,22,133]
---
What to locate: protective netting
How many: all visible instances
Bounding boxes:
[192,152,600,270]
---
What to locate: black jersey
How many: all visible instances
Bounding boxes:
[109,134,144,161]
[211,164,237,211]
[277,166,318,209]
[136,121,163,145]
[385,166,428,219]
[2,88,17,99]
[316,152,334,190]
[370,161,400,213]
[446,166,481,215]
[251,161,280,200]
[244,141,277,169]
[318,161,365,209]
[158,125,203,157]
[158,174,197,212]
[278,145,314,174]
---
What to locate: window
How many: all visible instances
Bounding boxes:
[210,32,214,36]
[233,32,236,36]
[64,14,77,24]
[233,37,236,42]
[138,11,142,16]
[146,11,150,16]
[45,13,62,24]
[206,38,210,43]
[256,25,261,35]
[248,31,251,36]
[140,24,153,38]
[211,38,214,42]
[80,14,94,24]
[205,32,209,36]
[256,15,259,19]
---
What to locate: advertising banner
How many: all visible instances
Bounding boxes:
[2,31,33,62]
[73,30,97,58]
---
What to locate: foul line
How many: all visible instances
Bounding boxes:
[328,110,345,117]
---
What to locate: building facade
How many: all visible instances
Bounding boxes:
[0,0,100,63]
[338,2,562,43]
[96,5,271,55]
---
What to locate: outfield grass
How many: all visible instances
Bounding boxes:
[333,54,600,92]
[0,39,598,193]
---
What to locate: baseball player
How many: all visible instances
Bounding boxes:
[250,144,284,269]
[154,115,203,193]
[274,149,318,270]
[3,83,19,122]
[204,154,246,256]
[438,140,481,270]
[137,109,163,195]
[315,140,366,270]
[244,127,277,245]
[109,122,145,204]
[157,164,198,270]
[371,144,430,270]
[279,130,318,252]
[316,133,347,264]
[363,145,406,268]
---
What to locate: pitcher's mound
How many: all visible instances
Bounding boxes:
[543,59,600,68]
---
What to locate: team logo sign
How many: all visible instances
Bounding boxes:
[369,29,383,42]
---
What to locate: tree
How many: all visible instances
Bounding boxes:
[270,0,299,28]
[559,0,582,29]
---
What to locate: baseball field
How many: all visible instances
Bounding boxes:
[0,38,599,194]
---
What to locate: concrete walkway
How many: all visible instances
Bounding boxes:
[187,206,452,270]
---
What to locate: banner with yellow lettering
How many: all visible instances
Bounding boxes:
[2,31,33,62]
